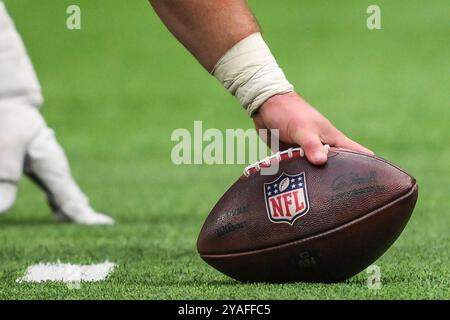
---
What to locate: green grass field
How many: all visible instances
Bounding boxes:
[1,0,449,299]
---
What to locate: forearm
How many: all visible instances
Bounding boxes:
[149,0,260,71]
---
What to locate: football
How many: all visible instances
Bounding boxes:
[197,147,418,283]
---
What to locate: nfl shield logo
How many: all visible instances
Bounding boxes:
[264,172,309,224]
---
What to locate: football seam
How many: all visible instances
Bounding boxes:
[334,149,416,183]
[200,183,418,258]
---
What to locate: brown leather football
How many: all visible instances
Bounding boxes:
[197,147,418,283]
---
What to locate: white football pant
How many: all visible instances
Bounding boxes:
[0,2,113,224]
[0,1,42,108]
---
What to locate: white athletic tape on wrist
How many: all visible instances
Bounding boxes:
[212,32,294,116]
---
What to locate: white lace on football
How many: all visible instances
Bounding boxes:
[243,147,301,177]
[243,145,330,177]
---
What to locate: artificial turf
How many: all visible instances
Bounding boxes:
[0,0,449,299]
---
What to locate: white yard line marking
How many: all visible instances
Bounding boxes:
[16,261,116,284]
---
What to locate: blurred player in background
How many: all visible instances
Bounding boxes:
[0,2,113,225]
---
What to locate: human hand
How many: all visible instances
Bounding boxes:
[253,92,373,165]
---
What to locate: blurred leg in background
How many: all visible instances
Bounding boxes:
[0,2,113,225]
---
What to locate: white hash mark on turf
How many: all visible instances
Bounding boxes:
[16,261,116,283]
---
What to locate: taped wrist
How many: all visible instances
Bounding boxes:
[212,32,294,116]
